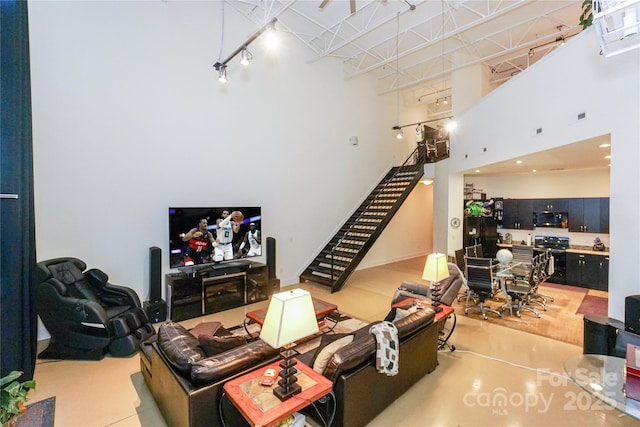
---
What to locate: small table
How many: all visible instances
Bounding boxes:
[564,354,640,420]
[246,297,338,326]
[223,358,333,427]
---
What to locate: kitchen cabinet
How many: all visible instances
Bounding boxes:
[568,198,609,233]
[566,253,608,290]
[532,198,568,213]
[502,199,534,230]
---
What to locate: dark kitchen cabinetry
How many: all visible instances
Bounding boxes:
[166,262,279,321]
[568,198,609,233]
[502,199,534,229]
[566,253,608,291]
[532,198,568,213]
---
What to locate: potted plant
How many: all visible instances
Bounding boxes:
[0,371,36,427]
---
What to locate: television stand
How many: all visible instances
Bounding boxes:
[166,260,279,321]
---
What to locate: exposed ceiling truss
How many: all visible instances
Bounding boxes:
[227,0,583,108]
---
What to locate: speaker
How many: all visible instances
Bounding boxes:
[266,237,276,279]
[626,296,640,334]
[144,300,167,323]
[583,314,614,355]
[149,246,162,302]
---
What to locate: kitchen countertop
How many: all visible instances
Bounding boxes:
[496,242,609,256]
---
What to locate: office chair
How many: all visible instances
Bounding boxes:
[35,257,155,359]
[511,245,534,263]
[502,255,541,318]
[464,257,502,320]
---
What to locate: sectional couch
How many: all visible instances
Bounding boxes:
[140,307,439,427]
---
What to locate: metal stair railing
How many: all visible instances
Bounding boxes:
[327,145,426,291]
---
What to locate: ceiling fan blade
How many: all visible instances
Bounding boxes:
[350,0,356,14]
[319,0,330,9]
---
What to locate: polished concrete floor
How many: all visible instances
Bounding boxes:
[30,258,638,426]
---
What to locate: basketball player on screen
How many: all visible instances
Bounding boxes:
[239,222,262,257]
[181,218,215,265]
[213,210,242,261]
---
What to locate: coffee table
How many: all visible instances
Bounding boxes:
[246,297,338,326]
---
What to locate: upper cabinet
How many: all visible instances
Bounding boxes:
[501,197,609,233]
[502,199,534,230]
[568,198,609,233]
[532,198,568,213]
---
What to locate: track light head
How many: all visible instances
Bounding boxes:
[218,64,227,83]
[240,48,252,66]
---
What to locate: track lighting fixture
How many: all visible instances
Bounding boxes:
[391,116,457,135]
[240,48,253,66]
[393,126,404,139]
[218,64,227,83]
[213,17,277,83]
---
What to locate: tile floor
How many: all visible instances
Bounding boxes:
[29,258,638,426]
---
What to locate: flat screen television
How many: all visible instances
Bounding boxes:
[169,207,262,270]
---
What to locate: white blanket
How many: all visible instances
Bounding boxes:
[369,321,399,376]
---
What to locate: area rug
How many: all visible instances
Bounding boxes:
[576,294,608,316]
[17,396,55,427]
[452,283,591,347]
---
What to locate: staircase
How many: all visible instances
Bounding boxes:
[299,146,428,293]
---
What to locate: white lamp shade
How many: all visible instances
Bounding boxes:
[259,289,319,348]
[422,253,449,282]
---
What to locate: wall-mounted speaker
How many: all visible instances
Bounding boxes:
[626,296,640,334]
[149,246,162,302]
[266,237,276,279]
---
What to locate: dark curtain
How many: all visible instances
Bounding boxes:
[0,0,37,380]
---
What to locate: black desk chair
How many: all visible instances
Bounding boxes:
[464,257,502,320]
[503,255,541,318]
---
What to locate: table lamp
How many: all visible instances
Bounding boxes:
[259,288,319,401]
[422,253,449,312]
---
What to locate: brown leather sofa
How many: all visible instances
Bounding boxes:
[140,307,438,427]
[297,307,438,427]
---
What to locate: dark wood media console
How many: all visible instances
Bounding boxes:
[166,261,280,321]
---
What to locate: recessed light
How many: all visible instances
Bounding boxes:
[475,170,480,173]
[532,169,537,173]
[605,155,611,159]
[515,160,523,164]
[599,143,611,148]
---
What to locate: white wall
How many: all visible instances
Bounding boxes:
[449,28,640,320]
[27,0,432,338]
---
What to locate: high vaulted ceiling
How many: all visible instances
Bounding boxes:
[229,0,583,116]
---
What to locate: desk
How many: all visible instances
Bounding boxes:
[223,358,332,427]
[564,354,640,420]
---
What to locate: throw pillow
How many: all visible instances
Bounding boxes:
[384,306,417,323]
[198,334,247,357]
[309,333,349,367]
[190,321,223,338]
[312,335,354,374]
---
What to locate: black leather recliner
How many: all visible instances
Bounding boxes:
[35,257,155,360]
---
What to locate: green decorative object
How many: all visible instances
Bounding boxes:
[580,0,593,29]
[0,371,36,426]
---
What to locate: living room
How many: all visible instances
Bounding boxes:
[3,0,640,426]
